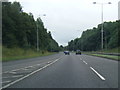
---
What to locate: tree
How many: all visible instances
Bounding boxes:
[2,1,60,52]
[68,20,119,51]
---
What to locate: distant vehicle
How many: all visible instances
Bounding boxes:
[64,51,70,55]
[76,50,81,55]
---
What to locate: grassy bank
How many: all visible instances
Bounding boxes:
[100,47,120,53]
[90,54,119,61]
[82,47,119,61]
[82,47,119,54]
[2,47,56,62]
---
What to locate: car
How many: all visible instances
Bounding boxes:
[64,51,70,55]
[76,50,81,55]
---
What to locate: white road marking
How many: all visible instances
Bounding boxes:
[3,75,23,79]
[1,60,56,75]
[11,75,24,78]
[90,67,105,81]
[1,57,62,89]
[22,68,29,70]
[11,69,20,72]
[2,61,53,74]
[47,61,52,64]
[83,61,87,64]
[9,71,17,74]
[1,81,11,84]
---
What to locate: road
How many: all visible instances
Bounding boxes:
[1,52,118,88]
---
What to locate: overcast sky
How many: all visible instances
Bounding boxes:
[9,0,119,46]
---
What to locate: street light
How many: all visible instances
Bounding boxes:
[77,30,82,51]
[93,2,111,50]
[36,14,46,51]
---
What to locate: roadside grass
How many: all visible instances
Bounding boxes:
[82,47,120,61]
[90,54,119,61]
[83,47,120,54]
[2,47,56,62]
[100,47,120,53]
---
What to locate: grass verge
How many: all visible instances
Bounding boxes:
[89,54,119,61]
[82,47,119,61]
[2,47,57,62]
[101,47,120,53]
[82,47,120,54]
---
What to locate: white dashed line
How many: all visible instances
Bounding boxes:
[1,57,62,89]
[80,58,82,60]
[90,67,105,81]
[83,61,87,64]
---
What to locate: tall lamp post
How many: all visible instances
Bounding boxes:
[36,14,46,51]
[93,2,111,50]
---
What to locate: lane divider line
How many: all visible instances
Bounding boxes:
[83,61,87,65]
[90,67,105,81]
[79,58,82,60]
[1,57,62,89]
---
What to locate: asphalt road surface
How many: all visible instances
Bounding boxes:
[1,52,118,88]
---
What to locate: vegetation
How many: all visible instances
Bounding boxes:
[2,2,119,62]
[2,2,60,51]
[89,54,119,61]
[2,47,56,61]
[101,47,120,53]
[67,20,119,51]
[2,2,61,61]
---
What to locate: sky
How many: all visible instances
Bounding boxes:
[9,0,119,46]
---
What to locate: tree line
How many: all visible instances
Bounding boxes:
[67,20,120,51]
[2,2,60,52]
